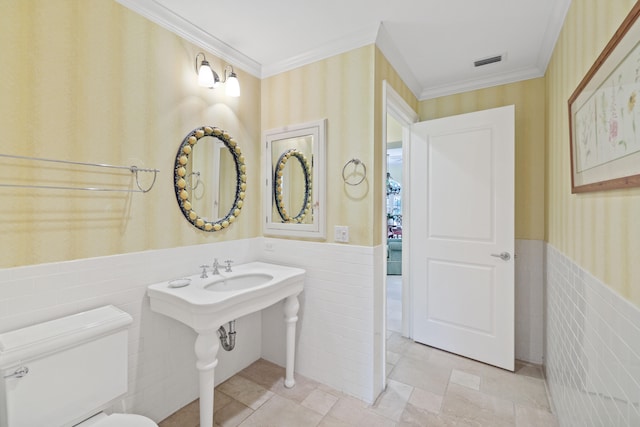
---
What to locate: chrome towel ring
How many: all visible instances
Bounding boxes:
[342,158,366,186]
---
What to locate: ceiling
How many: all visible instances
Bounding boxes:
[116,0,571,100]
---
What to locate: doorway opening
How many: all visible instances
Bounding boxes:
[381,82,418,388]
[386,115,403,336]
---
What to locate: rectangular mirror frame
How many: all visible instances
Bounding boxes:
[264,119,326,238]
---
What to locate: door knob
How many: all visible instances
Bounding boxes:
[491,252,511,261]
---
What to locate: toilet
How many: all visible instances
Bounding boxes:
[0,305,158,427]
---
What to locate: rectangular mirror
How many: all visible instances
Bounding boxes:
[264,119,326,238]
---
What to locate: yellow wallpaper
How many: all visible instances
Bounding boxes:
[419,78,546,241]
[545,0,640,305]
[261,46,418,247]
[261,46,377,246]
[0,0,261,268]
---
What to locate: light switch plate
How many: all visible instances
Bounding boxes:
[334,225,349,243]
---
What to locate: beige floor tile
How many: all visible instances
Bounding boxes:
[408,387,443,414]
[372,379,413,421]
[217,375,274,410]
[398,403,430,427]
[269,372,320,403]
[215,390,234,411]
[385,362,395,376]
[213,399,254,427]
[238,358,285,390]
[441,383,515,427]
[386,332,411,354]
[389,355,451,395]
[515,403,558,427]
[402,341,433,361]
[450,369,481,390]
[428,347,494,377]
[238,358,319,403]
[316,382,350,398]
[399,402,475,427]
[326,397,375,425]
[327,395,396,427]
[387,350,401,365]
[301,388,339,415]
[159,399,200,427]
[515,360,544,380]
[238,394,323,427]
[357,411,397,427]
[160,392,233,427]
[317,415,354,427]
[480,368,551,411]
[161,330,557,427]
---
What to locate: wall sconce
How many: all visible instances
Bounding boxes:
[195,52,240,97]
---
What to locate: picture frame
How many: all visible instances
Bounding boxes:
[568,3,640,193]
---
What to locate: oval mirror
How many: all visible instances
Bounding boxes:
[264,119,326,238]
[273,148,312,223]
[174,126,246,232]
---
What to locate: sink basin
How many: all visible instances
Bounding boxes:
[147,261,305,333]
[206,273,274,292]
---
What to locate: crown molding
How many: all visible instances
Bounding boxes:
[261,23,380,78]
[535,0,572,72]
[115,0,566,101]
[114,0,262,77]
[419,66,545,100]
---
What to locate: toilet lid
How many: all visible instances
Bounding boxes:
[93,413,158,427]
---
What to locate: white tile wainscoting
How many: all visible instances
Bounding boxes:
[4,236,633,425]
[0,239,263,423]
[0,237,384,423]
[260,238,384,404]
[545,244,640,427]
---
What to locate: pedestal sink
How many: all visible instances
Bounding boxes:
[147,261,305,427]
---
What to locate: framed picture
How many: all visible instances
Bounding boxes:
[568,3,640,193]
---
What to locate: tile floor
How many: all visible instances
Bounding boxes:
[159,276,558,426]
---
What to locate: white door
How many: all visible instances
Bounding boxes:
[409,105,514,371]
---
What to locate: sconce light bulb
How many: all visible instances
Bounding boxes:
[226,72,241,97]
[198,59,216,88]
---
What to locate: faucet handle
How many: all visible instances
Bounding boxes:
[224,259,234,272]
[199,265,209,278]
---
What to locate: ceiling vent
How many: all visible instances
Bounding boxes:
[474,55,503,67]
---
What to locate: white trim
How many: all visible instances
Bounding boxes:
[114,0,262,77]
[115,0,569,98]
[262,23,380,78]
[536,0,572,74]
[419,66,545,100]
[384,82,417,341]
[263,119,327,239]
[382,82,418,391]
[385,82,419,125]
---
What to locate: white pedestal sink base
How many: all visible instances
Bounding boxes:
[194,333,219,427]
[147,262,306,427]
[194,294,300,427]
[283,295,299,389]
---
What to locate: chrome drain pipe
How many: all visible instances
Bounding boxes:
[217,320,236,351]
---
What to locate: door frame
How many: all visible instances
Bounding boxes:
[382,82,418,343]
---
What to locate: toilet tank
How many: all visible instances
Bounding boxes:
[0,305,133,427]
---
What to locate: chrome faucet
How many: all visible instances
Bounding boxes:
[212,258,221,275]
[224,259,233,272]
[199,265,208,279]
